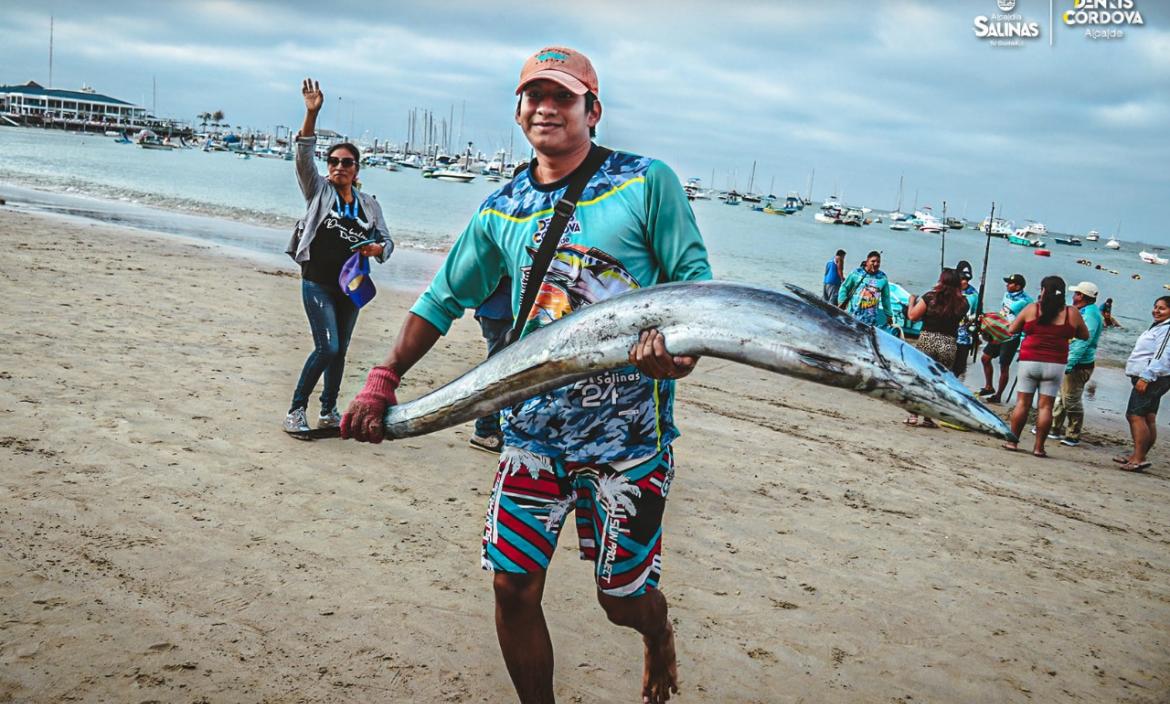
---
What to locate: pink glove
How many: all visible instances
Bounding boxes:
[341,366,400,443]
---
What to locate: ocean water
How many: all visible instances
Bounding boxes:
[2,125,1165,368]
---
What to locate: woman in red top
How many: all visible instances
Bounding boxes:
[1003,275,1089,456]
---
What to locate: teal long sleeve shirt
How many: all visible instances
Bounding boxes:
[1067,303,1103,370]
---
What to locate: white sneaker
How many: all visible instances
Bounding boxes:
[283,407,310,434]
[318,409,341,429]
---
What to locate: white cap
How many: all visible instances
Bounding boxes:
[1069,281,1099,299]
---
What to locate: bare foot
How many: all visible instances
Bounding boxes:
[642,623,679,704]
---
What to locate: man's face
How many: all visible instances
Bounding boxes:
[864,256,881,274]
[515,79,600,157]
[1006,280,1022,293]
[1072,291,1085,307]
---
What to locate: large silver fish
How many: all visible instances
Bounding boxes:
[382,281,1014,440]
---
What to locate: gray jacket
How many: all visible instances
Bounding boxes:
[285,135,393,264]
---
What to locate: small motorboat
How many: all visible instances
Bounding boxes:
[889,222,910,231]
[1034,249,1051,257]
[1085,230,1100,242]
[1009,234,1044,248]
[431,169,476,183]
[1139,251,1168,265]
[1053,236,1082,246]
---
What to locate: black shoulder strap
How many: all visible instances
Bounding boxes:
[506,145,612,344]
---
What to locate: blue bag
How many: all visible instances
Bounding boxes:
[338,252,376,308]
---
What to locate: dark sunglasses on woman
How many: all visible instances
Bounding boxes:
[327,156,357,168]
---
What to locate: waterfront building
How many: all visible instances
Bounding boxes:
[0,81,184,134]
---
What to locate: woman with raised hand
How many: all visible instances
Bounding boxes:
[1002,275,1089,457]
[1115,296,1170,471]
[283,78,393,436]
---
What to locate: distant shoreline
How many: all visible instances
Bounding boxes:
[0,178,446,294]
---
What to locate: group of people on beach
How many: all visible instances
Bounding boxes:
[274,42,1167,702]
[824,248,1170,471]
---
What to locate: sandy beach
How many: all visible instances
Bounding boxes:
[1,207,1168,703]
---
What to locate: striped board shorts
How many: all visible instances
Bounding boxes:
[481,445,675,598]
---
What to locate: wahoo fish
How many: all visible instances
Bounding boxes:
[382,281,1015,441]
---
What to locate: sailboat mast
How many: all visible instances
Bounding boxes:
[940,200,948,270]
[807,169,814,202]
[971,202,996,363]
[896,175,903,212]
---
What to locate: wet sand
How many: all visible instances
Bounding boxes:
[1,208,1168,703]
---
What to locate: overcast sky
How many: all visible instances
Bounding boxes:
[2,1,1167,239]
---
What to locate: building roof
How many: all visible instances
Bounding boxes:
[0,81,137,107]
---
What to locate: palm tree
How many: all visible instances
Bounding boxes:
[211,110,224,132]
[197,112,211,130]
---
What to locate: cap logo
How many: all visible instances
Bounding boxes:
[536,50,570,63]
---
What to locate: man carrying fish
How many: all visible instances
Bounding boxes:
[342,46,710,704]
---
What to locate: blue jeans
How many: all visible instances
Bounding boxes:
[290,279,359,414]
[823,283,840,304]
[474,316,513,437]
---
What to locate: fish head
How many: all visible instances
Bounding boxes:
[870,329,1016,441]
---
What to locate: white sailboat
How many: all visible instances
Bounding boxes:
[888,174,908,221]
[1105,221,1122,249]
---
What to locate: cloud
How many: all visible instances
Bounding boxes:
[872,0,957,55]
[1135,27,1170,73]
[1094,100,1164,128]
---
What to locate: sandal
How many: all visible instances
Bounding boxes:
[904,417,919,426]
[1002,443,1019,452]
[468,433,504,454]
[1112,455,1132,464]
[918,419,938,429]
[1119,461,1151,472]
[1033,450,1048,458]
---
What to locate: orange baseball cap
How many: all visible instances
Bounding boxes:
[515,46,599,96]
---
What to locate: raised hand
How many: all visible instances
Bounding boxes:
[302,78,324,113]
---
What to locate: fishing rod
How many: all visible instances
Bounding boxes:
[970,202,996,363]
[940,200,947,271]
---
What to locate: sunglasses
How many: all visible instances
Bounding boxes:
[327,156,357,168]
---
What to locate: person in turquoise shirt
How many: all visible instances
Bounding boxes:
[837,250,892,327]
[1050,281,1105,445]
[340,46,709,704]
[978,274,1035,403]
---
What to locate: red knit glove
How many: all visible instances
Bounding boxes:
[341,366,400,443]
